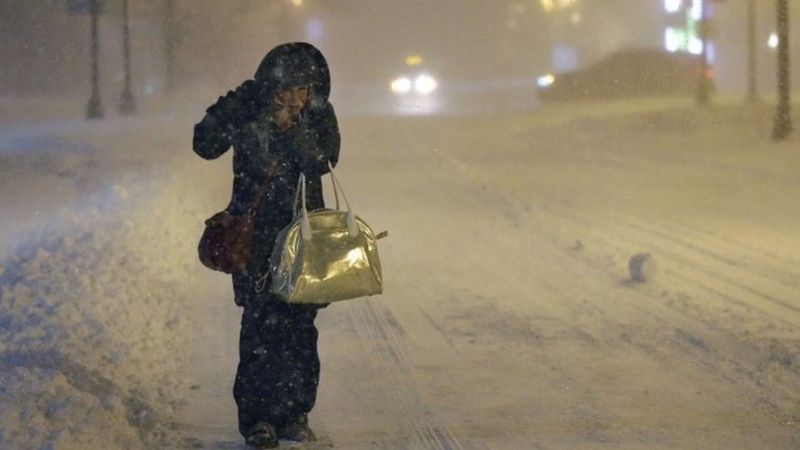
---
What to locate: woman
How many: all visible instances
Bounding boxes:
[192,42,340,449]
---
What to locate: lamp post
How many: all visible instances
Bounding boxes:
[772,0,792,140]
[119,0,135,114]
[86,0,104,119]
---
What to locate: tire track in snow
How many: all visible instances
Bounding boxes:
[528,175,800,305]
[620,208,800,284]
[473,154,800,353]
[347,298,469,450]
[524,178,800,327]
[438,145,800,329]
[536,242,800,424]
[538,112,800,270]
[339,115,799,447]
[431,145,800,430]
[517,215,800,430]
[406,150,637,448]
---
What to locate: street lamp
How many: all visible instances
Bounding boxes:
[119,0,135,114]
[772,0,792,140]
[86,0,104,119]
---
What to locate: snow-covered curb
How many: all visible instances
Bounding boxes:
[0,165,196,448]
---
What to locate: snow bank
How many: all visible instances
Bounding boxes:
[0,142,201,448]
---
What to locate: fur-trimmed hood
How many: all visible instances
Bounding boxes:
[254,42,331,109]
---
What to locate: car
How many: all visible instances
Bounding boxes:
[536,48,711,102]
[388,54,441,114]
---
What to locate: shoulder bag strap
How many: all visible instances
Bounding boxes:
[245,183,270,216]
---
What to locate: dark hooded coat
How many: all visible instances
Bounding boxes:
[192,43,339,437]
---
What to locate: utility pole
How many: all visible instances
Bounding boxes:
[695,0,711,106]
[772,0,792,140]
[119,0,136,114]
[86,0,104,119]
[746,0,759,102]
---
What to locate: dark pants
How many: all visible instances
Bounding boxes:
[233,294,321,438]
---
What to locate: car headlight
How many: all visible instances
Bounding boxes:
[391,77,412,94]
[537,74,555,88]
[414,74,437,94]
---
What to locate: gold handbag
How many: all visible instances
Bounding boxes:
[257,167,385,304]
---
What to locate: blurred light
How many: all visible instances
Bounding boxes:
[569,12,581,25]
[540,0,575,12]
[291,0,302,5]
[553,44,578,72]
[405,54,423,66]
[688,37,703,55]
[415,74,437,94]
[665,27,682,52]
[690,0,703,21]
[305,19,324,41]
[768,32,779,49]
[664,0,682,13]
[537,74,555,88]
[391,77,412,94]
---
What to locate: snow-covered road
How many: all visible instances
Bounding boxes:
[2,98,799,449]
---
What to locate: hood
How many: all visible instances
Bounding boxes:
[254,42,331,107]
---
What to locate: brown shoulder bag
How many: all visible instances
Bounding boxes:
[198,187,268,274]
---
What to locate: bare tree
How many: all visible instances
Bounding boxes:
[772,0,792,140]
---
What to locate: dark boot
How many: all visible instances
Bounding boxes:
[277,415,317,442]
[245,422,278,449]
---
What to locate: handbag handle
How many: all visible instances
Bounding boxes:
[292,164,359,240]
[293,173,313,241]
[327,163,359,237]
[329,165,341,211]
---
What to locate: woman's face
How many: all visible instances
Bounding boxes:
[273,85,310,117]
